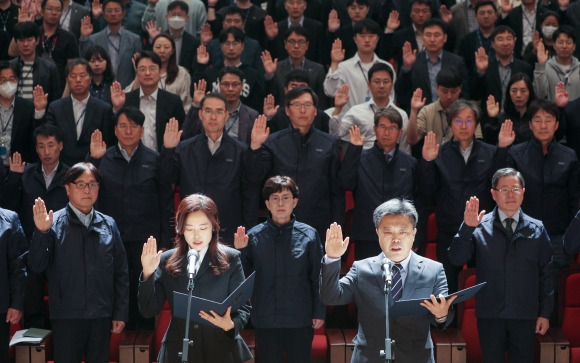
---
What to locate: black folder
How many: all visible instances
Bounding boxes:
[173,272,255,326]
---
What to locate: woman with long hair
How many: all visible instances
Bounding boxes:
[128,33,192,112]
[485,72,535,144]
[139,194,252,363]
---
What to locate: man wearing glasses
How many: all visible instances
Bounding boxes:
[29,162,129,362]
[250,86,343,241]
[506,99,580,324]
[449,167,553,363]
[161,92,261,245]
[111,51,185,152]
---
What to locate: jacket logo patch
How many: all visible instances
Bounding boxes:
[399,168,407,172]
[141,164,150,168]
[558,162,565,165]
[226,158,233,162]
[315,148,323,153]
[478,159,485,163]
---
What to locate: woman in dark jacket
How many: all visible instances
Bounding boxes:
[138,194,252,363]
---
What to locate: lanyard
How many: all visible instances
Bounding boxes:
[41,33,58,55]
[75,107,87,127]
[500,67,512,91]
[0,110,14,135]
[0,9,10,31]
[107,34,120,55]
[225,111,239,135]
[522,11,536,34]
[357,61,371,99]
[17,59,34,94]
[59,6,72,27]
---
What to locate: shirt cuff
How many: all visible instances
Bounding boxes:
[324,255,340,264]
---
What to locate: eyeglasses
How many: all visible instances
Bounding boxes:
[288,102,314,110]
[202,109,226,117]
[376,125,399,132]
[104,8,123,13]
[71,182,100,190]
[269,195,294,204]
[494,187,523,194]
[222,41,241,47]
[286,39,307,46]
[116,123,141,130]
[371,79,392,86]
[531,118,556,124]
[453,119,474,126]
[0,77,17,84]
[44,7,62,12]
[220,82,242,88]
[137,66,159,73]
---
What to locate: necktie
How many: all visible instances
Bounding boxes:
[391,263,403,301]
[504,218,515,239]
[385,153,393,164]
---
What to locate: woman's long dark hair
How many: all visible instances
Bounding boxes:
[83,45,115,83]
[504,72,535,116]
[165,194,230,277]
[152,33,178,85]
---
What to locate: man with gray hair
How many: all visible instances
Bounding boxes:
[449,167,553,363]
[320,198,456,363]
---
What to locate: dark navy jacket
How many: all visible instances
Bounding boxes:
[507,137,580,236]
[449,208,553,320]
[28,206,129,321]
[0,208,27,314]
[238,216,325,328]
[340,143,417,241]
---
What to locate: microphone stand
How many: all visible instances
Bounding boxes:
[380,262,395,362]
[179,272,196,363]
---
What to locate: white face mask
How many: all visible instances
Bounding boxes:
[168,16,186,30]
[0,81,17,99]
[542,26,558,40]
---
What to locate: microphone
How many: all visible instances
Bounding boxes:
[382,258,392,285]
[187,250,200,278]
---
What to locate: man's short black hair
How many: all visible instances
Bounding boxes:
[285,86,318,107]
[167,0,189,13]
[422,18,447,34]
[102,0,124,12]
[553,25,576,43]
[222,5,244,19]
[410,0,431,9]
[200,92,228,109]
[527,99,560,121]
[219,26,245,43]
[34,123,63,144]
[436,67,462,88]
[0,61,18,79]
[135,50,162,69]
[474,0,496,14]
[284,69,311,86]
[13,21,40,40]
[65,58,92,78]
[491,25,516,41]
[368,63,393,82]
[285,26,310,41]
[65,162,102,185]
[116,106,145,126]
[346,0,369,7]
[41,0,63,10]
[218,66,244,83]
[353,19,381,35]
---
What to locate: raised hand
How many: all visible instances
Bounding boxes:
[33,198,53,233]
[422,131,439,161]
[163,117,183,149]
[91,0,102,18]
[263,94,279,118]
[264,15,278,40]
[9,152,26,173]
[410,88,426,112]
[325,222,349,259]
[402,41,417,69]
[475,47,489,74]
[17,3,34,22]
[250,114,270,150]
[349,125,365,146]
[558,0,570,9]
[464,196,485,227]
[486,94,499,118]
[110,81,126,110]
[532,30,541,53]
[537,40,549,65]
[207,0,218,8]
[500,0,512,14]
[328,9,340,32]
[200,23,213,46]
[80,15,93,37]
[145,20,162,41]
[32,85,48,111]
[498,119,515,148]
[439,5,452,23]
[141,236,162,280]
[131,52,140,71]
[233,226,248,249]
[261,50,278,75]
[330,38,345,65]
[196,44,209,65]
[148,0,159,5]
[192,79,207,106]
[90,129,107,159]
[555,81,569,107]
[386,10,400,31]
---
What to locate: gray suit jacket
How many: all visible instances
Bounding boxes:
[320,251,452,363]
[80,27,142,87]
[68,2,90,39]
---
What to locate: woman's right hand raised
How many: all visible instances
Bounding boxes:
[141,236,162,280]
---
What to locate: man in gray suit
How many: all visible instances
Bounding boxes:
[320,198,456,363]
[79,0,142,87]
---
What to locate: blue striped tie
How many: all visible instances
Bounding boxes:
[391,263,403,301]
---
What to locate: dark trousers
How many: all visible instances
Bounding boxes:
[52,318,112,363]
[354,239,382,261]
[255,326,314,363]
[124,241,154,330]
[477,317,536,363]
[0,317,8,363]
[436,230,463,293]
[23,270,48,329]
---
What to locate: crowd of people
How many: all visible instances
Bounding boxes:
[1,0,580,361]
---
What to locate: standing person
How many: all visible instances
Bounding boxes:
[234,176,325,363]
[0,207,27,363]
[449,168,553,363]
[83,45,115,105]
[563,210,580,255]
[138,194,252,363]
[29,162,129,362]
[320,198,456,363]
